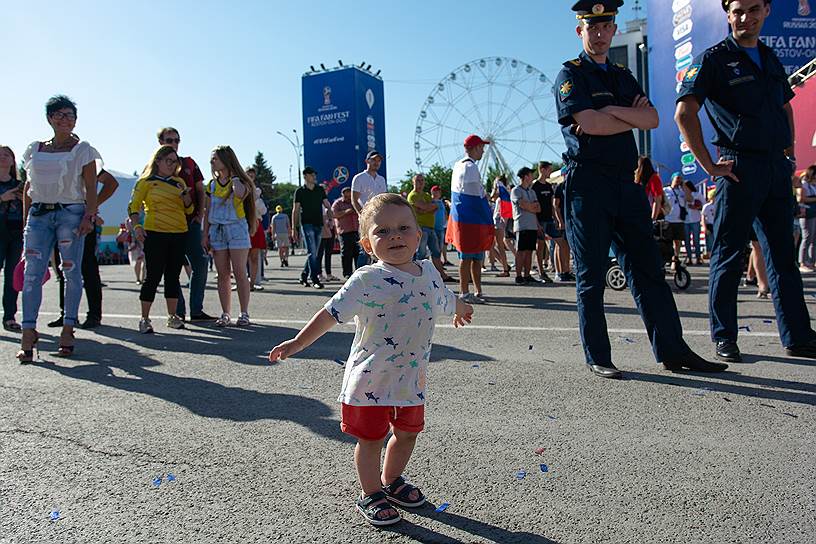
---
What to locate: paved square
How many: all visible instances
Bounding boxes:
[1,257,814,543]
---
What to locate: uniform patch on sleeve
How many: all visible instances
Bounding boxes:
[685,64,701,82]
[559,80,574,100]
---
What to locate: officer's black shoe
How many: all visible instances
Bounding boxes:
[587,364,623,379]
[785,339,816,359]
[663,350,728,372]
[47,316,64,328]
[715,341,742,363]
[80,318,101,330]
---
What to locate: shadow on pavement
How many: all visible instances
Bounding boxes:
[625,370,815,406]
[384,503,558,543]
[30,337,353,443]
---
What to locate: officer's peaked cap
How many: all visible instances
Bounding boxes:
[572,0,623,23]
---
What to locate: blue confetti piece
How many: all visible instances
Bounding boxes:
[546,415,558,420]
[435,502,450,513]
[471,364,479,368]
[166,473,176,482]
[333,359,345,367]
[515,469,527,480]
[540,464,549,473]
[152,476,162,488]
[693,387,710,396]
[738,325,751,332]
[49,510,60,521]
[762,320,773,324]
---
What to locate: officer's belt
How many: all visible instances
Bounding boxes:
[718,147,786,159]
[565,160,635,180]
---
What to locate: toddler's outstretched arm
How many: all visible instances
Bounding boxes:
[453,298,473,328]
[268,309,337,363]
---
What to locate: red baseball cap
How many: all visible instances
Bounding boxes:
[430,185,441,192]
[464,134,490,148]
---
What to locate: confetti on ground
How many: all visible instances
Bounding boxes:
[738,325,752,332]
[782,412,799,418]
[488,382,496,385]
[152,476,162,488]
[763,320,774,324]
[472,364,480,368]
[166,473,176,482]
[723,398,732,402]
[541,358,555,364]
[515,470,527,480]
[333,359,345,367]
[49,510,60,521]
[618,337,636,344]
[435,503,450,513]
[540,464,549,473]
[692,387,711,396]
[546,415,558,420]
[528,345,533,350]
[535,447,546,455]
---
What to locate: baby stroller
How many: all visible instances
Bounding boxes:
[605,223,692,291]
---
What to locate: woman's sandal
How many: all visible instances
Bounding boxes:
[3,320,22,332]
[382,476,427,508]
[56,330,75,357]
[16,330,40,363]
[356,491,401,527]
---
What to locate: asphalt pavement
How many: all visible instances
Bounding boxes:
[1,255,814,543]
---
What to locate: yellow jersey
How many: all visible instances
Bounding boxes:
[206,177,246,221]
[128,175,192,233]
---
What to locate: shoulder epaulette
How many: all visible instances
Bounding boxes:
[615,63,626,69]
[566,58,582,67]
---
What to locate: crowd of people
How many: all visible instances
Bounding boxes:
[3,0,816,529]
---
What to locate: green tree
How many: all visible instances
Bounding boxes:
[268,182,298,215]
[399,164,454,196]
[18,161,26,182]
[252,151,277,203]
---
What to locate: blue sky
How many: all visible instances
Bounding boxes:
[4,0,644,184]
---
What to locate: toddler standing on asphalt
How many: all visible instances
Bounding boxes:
[268,193,473,527]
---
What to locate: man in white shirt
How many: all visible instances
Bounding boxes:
[351,150,387,267]
[663,173,691,262]
[683,181,704,265]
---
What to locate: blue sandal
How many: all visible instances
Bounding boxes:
[382,476,426,508]
[356,491,401,527]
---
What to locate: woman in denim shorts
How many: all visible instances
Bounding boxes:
[203,146,257,327]
[18,96,101,361]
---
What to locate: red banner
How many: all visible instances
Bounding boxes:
[792,78,816,175]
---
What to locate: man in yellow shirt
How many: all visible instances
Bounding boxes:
[407,174,454,282]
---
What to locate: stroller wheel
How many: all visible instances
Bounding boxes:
[674,268,692,290]
[606,265,627,291]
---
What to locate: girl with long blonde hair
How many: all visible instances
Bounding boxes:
[202,145,256,327]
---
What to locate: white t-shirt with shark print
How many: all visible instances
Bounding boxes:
[324,259,457,407]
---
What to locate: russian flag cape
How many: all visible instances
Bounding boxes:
[446,160,495,253]
[497,184,513,219]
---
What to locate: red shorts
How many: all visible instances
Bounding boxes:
[250,220,266,249]
[340,403,425,441]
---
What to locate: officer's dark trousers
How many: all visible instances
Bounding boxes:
[564,163,689,366]
[709,153,815,347]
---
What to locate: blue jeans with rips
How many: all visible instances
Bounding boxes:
[301,224,322,282]
[22,204,86,328]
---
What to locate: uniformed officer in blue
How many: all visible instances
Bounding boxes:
[554,0,727,379]
[675,0,816,363]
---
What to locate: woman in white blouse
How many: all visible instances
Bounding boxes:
[17,95,100,362]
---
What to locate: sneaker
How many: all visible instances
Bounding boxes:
[515,276,525,284]
[313,281,324,289]
[558,272,576,282]
[47,316,64,328]
[318,274,327,283]
[190,312,217,321]
[236,312,251,327]
[524,275,542,284]
[743,277,758,287]
[539,271,554,284]
[325,274,339,282]
[139,319,154,334]
[442,275,457,283]
[253,284,265,291]
[80,317,102,330]
[299,274,310,286]
[460,293,484,305]
[489,264,499,272]
[215,313,231,327]
[166,315,185,329]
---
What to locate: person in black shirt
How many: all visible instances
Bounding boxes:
[531,161,555,283]
[554,0,725,379]
[0,146,23,331]
[292,166,333,289]
[675,0,816,362]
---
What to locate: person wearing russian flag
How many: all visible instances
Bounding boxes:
[446,135,495,305]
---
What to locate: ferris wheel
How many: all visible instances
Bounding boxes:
[414,57,563,181]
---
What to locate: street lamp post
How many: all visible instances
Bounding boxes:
[276,129,303,186]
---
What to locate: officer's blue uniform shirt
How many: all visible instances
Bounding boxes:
[676,35,794,154]
[554,50,646,171]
